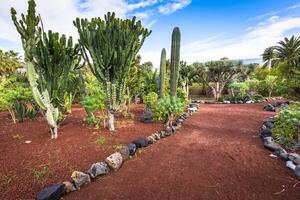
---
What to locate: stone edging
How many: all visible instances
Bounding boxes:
[35,103,200,200]
[259,117,300,178]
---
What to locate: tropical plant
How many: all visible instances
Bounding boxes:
[81,74,106,127]
[228,81,249,96]
[272,102,300,147]
[154,96,186,127]
[194,60,243,99]
[275,36,300,69]
[11,0,82,138]
[0,50,22,76]
[170,27,181,97]
[179,62,195,98]
[262,47,277,70]
[143,92,158,111]
[74,12,151,131]
[0,74,33,123]
[264,75,278,99]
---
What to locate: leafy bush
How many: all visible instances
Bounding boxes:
[0,74,35,123]
[154,96,186,127]
[143,92,158,111]
[228,81,249,96]
[81,74,106,127]
[272,103,300,147]
[177,88,189,105]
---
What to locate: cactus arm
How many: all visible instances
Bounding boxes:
[159,48,166,98]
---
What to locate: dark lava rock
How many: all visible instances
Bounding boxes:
[263,121,275,129]
[132,137,149,148]
[274,148,288,161]
[36,183,65,200]
[263,137,281,151]
[119,146,130,160]
[127,143,137,156]
[263,104,275,112]
[140,111,153,123]
[260,128,272,138]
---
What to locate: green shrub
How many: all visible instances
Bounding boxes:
[0,74,34,123]
[177,88,189,105]
[272,103,300,147]
[228,81,249,96]
[143,92,158,111]
[154,96,186,127]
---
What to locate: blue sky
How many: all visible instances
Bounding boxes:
[1,0,300,67]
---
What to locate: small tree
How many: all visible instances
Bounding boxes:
[74,12,151,131]
[179,62,195,98]
[194,60,243,99]
[264,75,278,99]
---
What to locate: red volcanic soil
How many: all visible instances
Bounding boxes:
[66,103,300,200]
[0,104,164,200]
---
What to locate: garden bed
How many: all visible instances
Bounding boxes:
[0,104,164,200]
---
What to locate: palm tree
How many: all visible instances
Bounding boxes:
[275,36,300,69]
[261,46,277,70]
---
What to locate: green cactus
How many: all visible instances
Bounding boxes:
[74,12,151,131]
[11,0,39,62]
[159,48,166,98]
[11,0,81,138]
[170,27,181,97]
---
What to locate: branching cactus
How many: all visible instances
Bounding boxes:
[11,0,81,139]
[26,62,60,139]
[159,48,166,98]
[170,27,181,97]
[74,12,151,131]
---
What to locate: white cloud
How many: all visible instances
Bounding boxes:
[141,16,300,66]
[286,2,300,10]
[158,0,191,15]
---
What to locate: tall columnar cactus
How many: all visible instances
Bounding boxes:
[11,0,81,139]
[74,12,151,131]
[170,27,181,97]
[159,48,166,98]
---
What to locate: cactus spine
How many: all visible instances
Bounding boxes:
[170,27,181,97]
[159,48,166,98]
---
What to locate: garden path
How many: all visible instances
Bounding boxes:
[66,103,300,200]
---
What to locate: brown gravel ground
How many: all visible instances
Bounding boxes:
[0,104,164,200]
[65,103,300,200]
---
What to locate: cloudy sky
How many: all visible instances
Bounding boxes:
[1,0,300,67]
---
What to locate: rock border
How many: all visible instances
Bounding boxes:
[259,117,300,179]
[35,103,200,200]
[263,101,289,112]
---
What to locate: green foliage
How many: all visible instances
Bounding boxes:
[154,96,186,127]
[95,136,106,146]
[81,74,106,127]
[272,103,300,147]
[159,48,166,98]
[0,50,22,76]
[176,88,189,105]
[193,60,244,99]
[170,27,181,97]
[0,74,34,123]
[143,92,158,111]
[228,81,249,96]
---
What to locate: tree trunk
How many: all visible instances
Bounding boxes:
[267,60,272,70]
[186,85,189,99]
[50,127,58,139]
[268,90,272,99]
[107,108,115,132]
[8,109,16,124]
